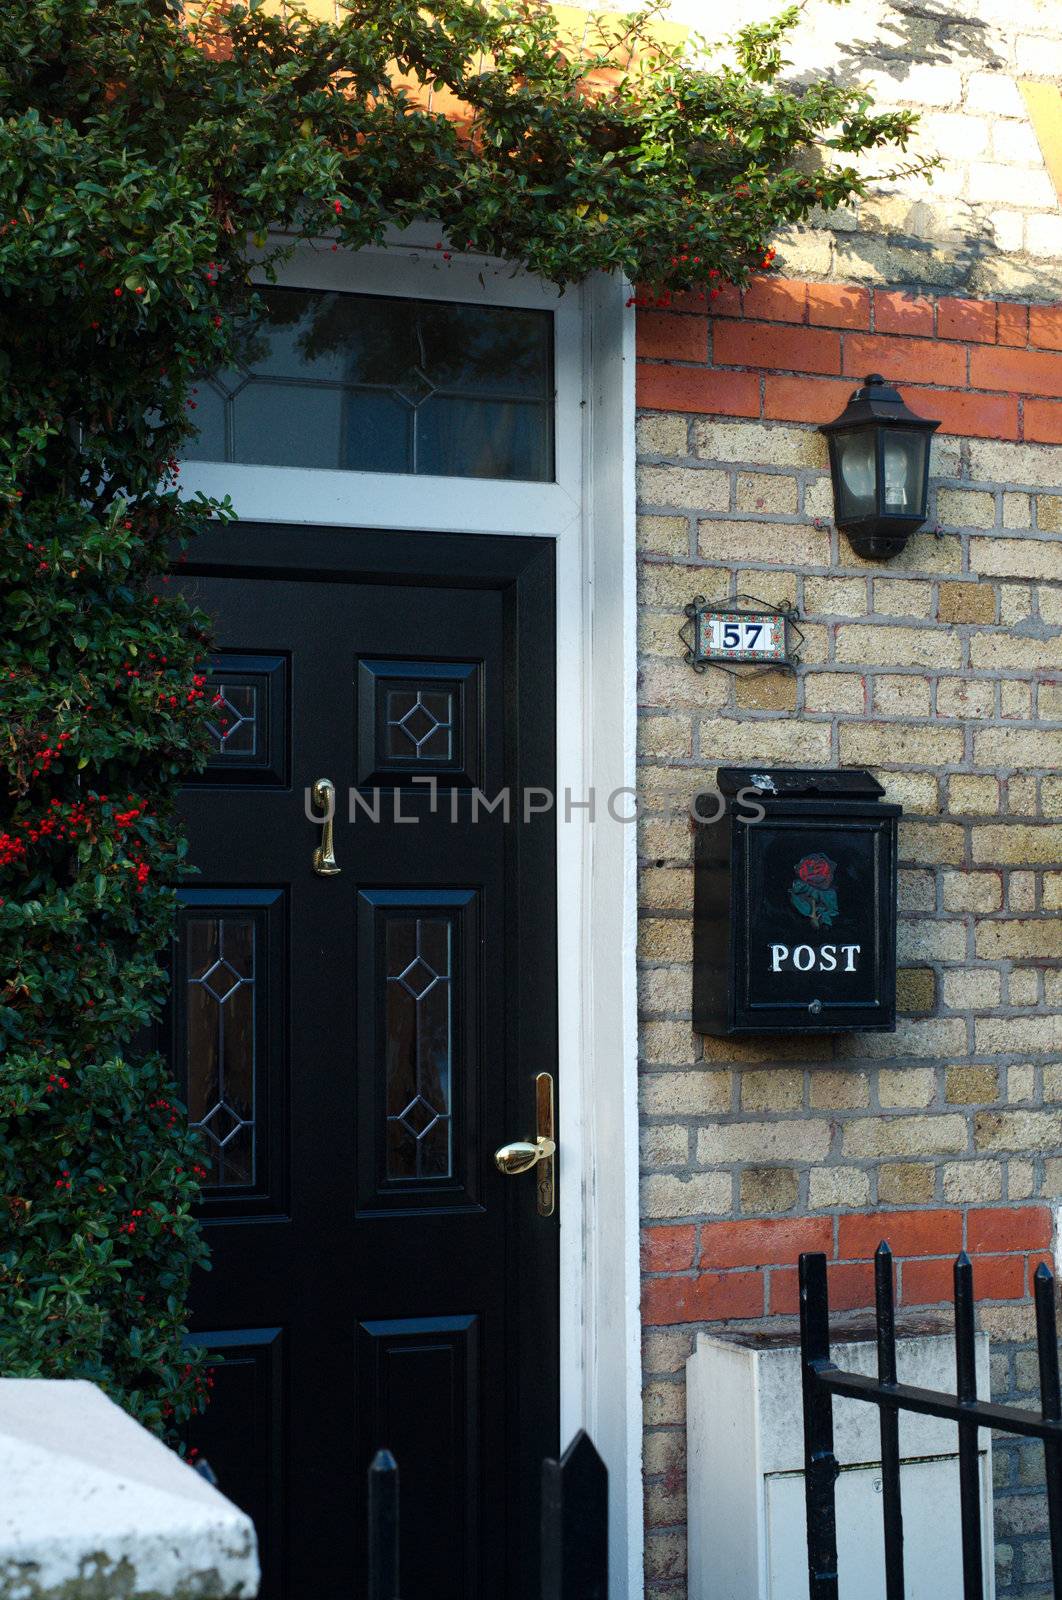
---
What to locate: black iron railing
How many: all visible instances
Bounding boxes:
[366,1430,608,1600]
[799,1243,1062,1600]
[540,1431,609,1600]
[367,1448,400,1600]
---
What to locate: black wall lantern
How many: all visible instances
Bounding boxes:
[820,373,940,560]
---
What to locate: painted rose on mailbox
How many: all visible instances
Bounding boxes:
[789,853,838,929]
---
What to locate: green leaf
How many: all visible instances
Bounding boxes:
[0,0,926,1446]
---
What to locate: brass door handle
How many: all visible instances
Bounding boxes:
[311,777,341,876]
[494,1073,555,1215]
[494,1137,556,1175]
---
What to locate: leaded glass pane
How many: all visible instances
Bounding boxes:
[235,382,346,470]
[206,684,259,757]
[193,383,228,456]
[196,655,287,786]
[185,914,257,1187]
[341,391,412,474]
[186,288,554,482]
[385,917,453,1181]
[384,687,454,762]
[415,394,551,480]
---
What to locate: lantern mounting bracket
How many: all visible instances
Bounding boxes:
[680,593,804,677]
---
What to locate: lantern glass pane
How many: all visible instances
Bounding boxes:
[833,430,877,521]
[881,429,928,517]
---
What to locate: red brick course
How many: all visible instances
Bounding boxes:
[641,1268,763,1325]
[921,389,1020,441]
[937,296,997,344]
[699,1216,833,1270]
[839,1207,963,1260]
[641,1224,696,1273]
[635,275,1062,442]
[998,302,1029,346]
[741,276,808,324]
[636,363,760,417]
[807,283,871,330]
[1030,304,1062,350]
[969,344,1062,398]
[967,1205,1052,1253]
[874,290,934,336]
[713,320,842,377]
[902,1252,1024,1307]
[1025,397,1062,443]
[842,332,967,387]
[640,1205,1055,1326]
[636,310,709,363]
[762,373,852,424]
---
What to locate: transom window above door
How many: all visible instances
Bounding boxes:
[186,287,555,482]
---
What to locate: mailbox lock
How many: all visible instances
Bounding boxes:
[808,999,823,1016]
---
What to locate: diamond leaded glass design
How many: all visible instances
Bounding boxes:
[185,916,257,1186]
[185,287,554,481]
[385,688,454,763]
[385,917,453,1180]
[206,683,258,757]
[192,655,288,787]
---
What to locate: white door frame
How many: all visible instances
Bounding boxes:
[179,228,643,1598]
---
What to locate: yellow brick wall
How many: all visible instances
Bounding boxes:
[637,415,1062,1595]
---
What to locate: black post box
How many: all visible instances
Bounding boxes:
[693,768,900,1036]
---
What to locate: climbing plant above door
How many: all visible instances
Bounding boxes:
[0,0,935,1440]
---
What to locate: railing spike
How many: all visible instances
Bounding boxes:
[541,1430,608,1599]
[953,1252,982,1600]
[1034,1260,1062,1594]
[874,1240,904,1599]
[799,1253,840,1600]
[367,1448,400,1600]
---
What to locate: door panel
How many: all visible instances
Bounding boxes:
[184,1326,285,1590]
[175,888,287,1217]
[172,526,557,1600]
[356,888,480,1211]
[357,658,481,789]
[357,1314,481,1598]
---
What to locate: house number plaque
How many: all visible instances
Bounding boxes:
[681,594,802,675]
[693,767,901,1036]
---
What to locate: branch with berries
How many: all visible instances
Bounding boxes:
[0,0,929,1441]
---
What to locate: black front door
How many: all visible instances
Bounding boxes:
[171,524,558,1600]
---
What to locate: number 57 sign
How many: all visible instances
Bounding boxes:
[681,594,802,675]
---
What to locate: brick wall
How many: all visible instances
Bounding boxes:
[635,281,1062,1597]
[658,0,1062,300]
[642,1208,1053,1324]
[637,277,1062,443]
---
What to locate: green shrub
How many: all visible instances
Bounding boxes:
[0,0,924,1437]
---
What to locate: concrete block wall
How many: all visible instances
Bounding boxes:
[635,281,1062,1597]
[655,0,1062,299]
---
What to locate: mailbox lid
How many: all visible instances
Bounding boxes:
[718,766,888,803]
[730,805,897,1032]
